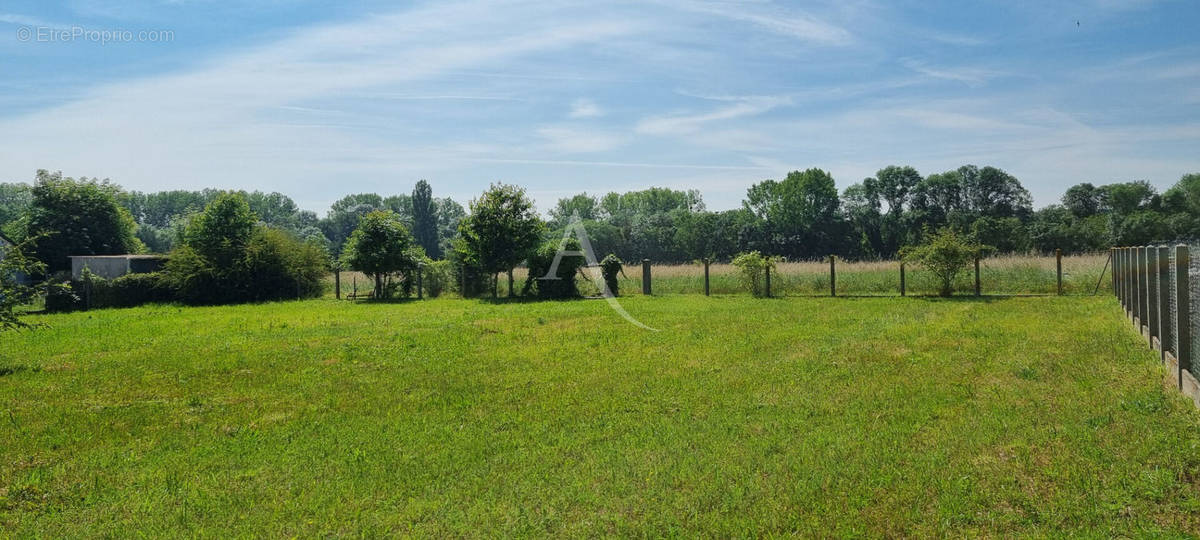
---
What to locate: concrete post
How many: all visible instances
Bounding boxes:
[642,259,651,295]
[1148,247,1158,343]
[1176,245,1191,389]
[1159,245,1171,362]
[829,255,836,297]
[1139,247,1147,329]
[1110,248,1117,299]
[974,256,981,296]
[1056,248,1063,295]
[703,258,710,297]
[1108,248,1118,306]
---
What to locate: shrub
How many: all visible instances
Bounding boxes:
[901,227,988,297]
[600,254,623,296]
[523,238,586,298]
[164,195,328,305]
[422,259,454,298]
[731,251,775,297]
[243,227,328,301]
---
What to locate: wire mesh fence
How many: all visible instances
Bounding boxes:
[329,252,1113,299]
[1115,245,1200,401]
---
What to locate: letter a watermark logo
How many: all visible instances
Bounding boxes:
[540,211,658,331]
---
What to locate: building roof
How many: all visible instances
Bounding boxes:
[68,254,167,260]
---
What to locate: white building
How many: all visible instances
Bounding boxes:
[70,255,167,280]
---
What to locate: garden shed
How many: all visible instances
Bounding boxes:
[70,255,168,280]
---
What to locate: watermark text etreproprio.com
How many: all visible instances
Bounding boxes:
[16,26,174,44]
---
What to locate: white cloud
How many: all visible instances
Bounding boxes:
[568,98,603,119]
[636,96,792,136]
[0,12,54,26]
[900,58,1004,87]
[535,126,626,153]
[656,0,853,46]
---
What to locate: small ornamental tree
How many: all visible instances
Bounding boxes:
[455,183,544,297]
[600,254,623,297]
[901,227,988,297]
[341,210,421,299]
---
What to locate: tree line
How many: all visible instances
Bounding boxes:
[1,165,1198,299]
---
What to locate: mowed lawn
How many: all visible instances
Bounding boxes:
[2,296,1200,536]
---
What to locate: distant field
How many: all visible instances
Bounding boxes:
[332,252,1112,298]
[3,294,1198,536]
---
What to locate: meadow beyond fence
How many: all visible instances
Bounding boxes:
[329,252,1112,299]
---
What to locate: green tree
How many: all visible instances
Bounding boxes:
[434,197,466,256]
[745,168,844,258]
[320,193,384,255]
[24,170,143,273]
[0,235,62,330]
[1062,183,1103,218]
[411,180,440,259]
[341,210,421,299]
[549,193,602,228]
[456,183,544,297]
[184,192,257,270]
[0,182,32,235]
[165,193,326,305]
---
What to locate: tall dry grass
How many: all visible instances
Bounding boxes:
[326,252,1113,298]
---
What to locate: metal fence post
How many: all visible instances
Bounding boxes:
[1176,245,1191,389]
[703,258,710,296]
[829,255,836,297]
[1159,245,1171,363]
[900,262,906,297]
[765,264,772,298]
[974,256,981,296]
[1056,248,1063,295]
[642,259,651,295]
[335,270,341,300]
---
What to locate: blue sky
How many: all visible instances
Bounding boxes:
[1,0,1198,215]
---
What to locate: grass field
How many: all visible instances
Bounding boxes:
[3,294,1198,536]
[334,252,1112,298]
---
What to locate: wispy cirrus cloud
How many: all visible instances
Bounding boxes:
[636,95,792,136]
[900,58,1005,87]
[655,0,853,45]
[568,98,603,119]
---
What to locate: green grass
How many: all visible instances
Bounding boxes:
[2,295,1198,536]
